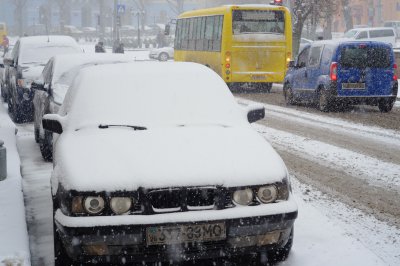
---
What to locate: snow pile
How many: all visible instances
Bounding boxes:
[0,103,30,265]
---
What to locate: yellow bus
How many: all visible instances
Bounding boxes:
[0,22,7,44]
[173,5,292,92]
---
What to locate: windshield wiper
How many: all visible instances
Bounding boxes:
[99,124,147,130]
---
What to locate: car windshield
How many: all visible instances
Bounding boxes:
[344,30,357,38]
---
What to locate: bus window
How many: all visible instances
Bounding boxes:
[232,10,285,35]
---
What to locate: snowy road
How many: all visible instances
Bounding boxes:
[8,47,400,265]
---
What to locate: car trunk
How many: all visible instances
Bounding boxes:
[337,44,393,97]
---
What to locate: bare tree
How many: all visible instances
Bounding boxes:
[291,0,314,56]
[11,0,27,36]
[54,0,71,32]
[341,0,353,31]
[166,0,184,16]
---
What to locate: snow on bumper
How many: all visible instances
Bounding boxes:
[55,196,297,228]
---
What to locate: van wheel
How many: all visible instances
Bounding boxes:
[378,99,394,112]
[318,89,330,112]
[284,83,295,105]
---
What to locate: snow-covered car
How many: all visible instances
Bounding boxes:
[4,35,82,123]
[149,46,174,61]
[32,53,134,161]
[43,62,297,265]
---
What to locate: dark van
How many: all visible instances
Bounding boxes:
[284,40,398,112]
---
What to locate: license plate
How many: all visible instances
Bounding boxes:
[342,83,366,89]
[146,222,226,245]
[251,75,266,80]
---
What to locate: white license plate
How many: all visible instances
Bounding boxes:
[251,75,266,80]
[146,222,226,245]
[342,83,366,89]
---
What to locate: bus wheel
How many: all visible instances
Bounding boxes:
[255,83,272,93]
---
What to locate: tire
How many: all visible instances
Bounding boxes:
[283,83,295,105]
[158,52,169,61]
[39,130,53,161]
[34,126,39,143]
[378,98,394,112]
[267,227,294,264]
[9,97,24,123]
[254,83,272,93]
[318,88,330,112]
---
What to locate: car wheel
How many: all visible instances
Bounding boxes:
[283,83,295,105]
[267,227,294,264]
[9,97,23,123]
[34,126,40,143]
[39,130,53,161]
[318,89,330,112]
[378,98,394,112]
[158,52,169,61]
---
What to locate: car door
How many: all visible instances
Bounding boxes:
[36,60,53,137]
[8,41,20,105]
[291,46,310,96]
[304,45,324,99]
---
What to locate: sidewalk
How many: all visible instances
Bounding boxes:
[0,102,30,266]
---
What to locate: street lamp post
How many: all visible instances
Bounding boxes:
[131,9,145,49]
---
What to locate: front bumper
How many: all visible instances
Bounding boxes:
[55,198,297,263]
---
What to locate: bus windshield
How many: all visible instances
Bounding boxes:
[232,10,285,35]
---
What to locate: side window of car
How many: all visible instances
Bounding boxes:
[356,31,368,39]
[321,45,333,65]
[297,47,310,68]
[308,46,323,67]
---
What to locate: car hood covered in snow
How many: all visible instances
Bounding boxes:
[52,126,287,192]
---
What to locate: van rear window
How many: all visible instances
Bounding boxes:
[340,46,391,68]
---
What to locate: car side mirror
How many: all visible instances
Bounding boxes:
[3,57,14,66]
[42,114,63,134]
[297,62,306,68]
[31,80,46,91]
[164,24,170,35]
[247,104,265,123]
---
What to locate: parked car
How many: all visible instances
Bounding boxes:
[383,21,400,39]
[1,48,13,102]
[284,40,398,112]
[343,27,396,47]
[149,46,174,61]
[32,53,134,161]
[43,62,298,265]
[3,35,82,123]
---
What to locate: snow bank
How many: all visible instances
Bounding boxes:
[0,104,30,265]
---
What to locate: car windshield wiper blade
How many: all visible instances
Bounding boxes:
[99,124,147,130]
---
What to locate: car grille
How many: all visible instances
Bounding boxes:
[143,187,226,214]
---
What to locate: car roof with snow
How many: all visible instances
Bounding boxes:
[50,53,135,85]
[18,35,79,46]
[308,39,393,48]
[61,62,247,129]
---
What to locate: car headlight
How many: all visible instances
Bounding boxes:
[84,196,105,214]
[110,197,132,215]
[233,188,254,206]
[257,185,278,204]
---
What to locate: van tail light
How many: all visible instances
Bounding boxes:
[330,62,338,81]
[394,63,398,81]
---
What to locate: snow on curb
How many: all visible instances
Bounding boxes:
[0,103,31,266]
